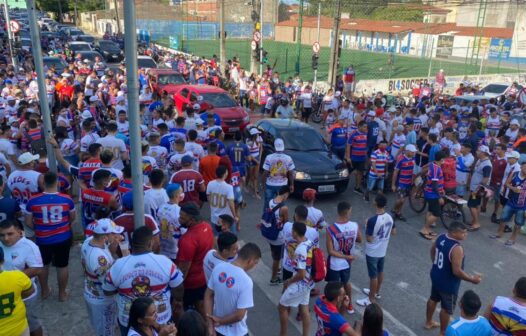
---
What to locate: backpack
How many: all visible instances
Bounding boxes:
[260,202,284,240]
[310,245,327,283]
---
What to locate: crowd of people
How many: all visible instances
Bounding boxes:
[0,10,526,336]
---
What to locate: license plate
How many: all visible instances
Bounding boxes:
[112,55,118,58]
[229,127,239,132]
[318,185,335,192]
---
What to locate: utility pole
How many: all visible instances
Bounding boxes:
[57,0,63,22]
[123,0,145,229]
[327,0,341,88]
[74,0,78,26]
[313,2,321,89]
[3,0,17,68]
[259,0,264,76]
[294,0,304,74]
[113,0,121,34]
[219,0,226,72]
[26,0,56,172]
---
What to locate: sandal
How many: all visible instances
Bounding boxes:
[419,232,433,240]
[489,234,501,239]
[505,240,515,246]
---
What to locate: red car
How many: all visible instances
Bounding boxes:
[173,85,250,134]
[148,68,186,97]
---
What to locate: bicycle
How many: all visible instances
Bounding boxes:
[408,175,467,229]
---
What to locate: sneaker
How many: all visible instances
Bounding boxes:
[347,303,355,314]
[364,194,370,202]
[354,188,364,195]
[394,213,407,222]
[481,207,487,213]
[504,225,513,233]
[269,278,282,286]
[491,213,498,223]
[356,297,372,307]
[362,288,382,299]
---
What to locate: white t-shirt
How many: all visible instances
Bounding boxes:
[156,202,184,260]
[147,145,168,170]
[327,221,359,271]
[7,170,41,212]
[102,253,183,326]
[184,142,205,171]
[208,262,253,336]
[206,180,234,224]
[144,188,169,222]
[306,206,327,230]
[0,138,16,167]
[96,135,127,170]
[0,237,43,299]
[282,221,319,272]
[263,153,295,186]
[364,213,395,258]
[80,237,114,303]
[203,249,231,282]
[168,150,194,174]
[117,121,129,135]
[80,132,100,153]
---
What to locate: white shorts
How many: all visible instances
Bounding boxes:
[279,283,310,307]
[85,296,118,336]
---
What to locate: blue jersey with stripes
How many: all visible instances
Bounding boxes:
[430,234,463,294]
[348,131,367,162]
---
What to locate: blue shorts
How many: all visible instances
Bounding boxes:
[233,185,243,204]
[326,267,351,283]
[367,176,385,191]
[500,204,526,227]
[233,165,247,177]
[456,184,467,197]
[366,255,385,279]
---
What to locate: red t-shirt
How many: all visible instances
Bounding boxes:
[176,221,214,289]
[442,157,457,190]
[170,169,204,207]
[113,213,160,244]
[490,156,507,186]
[200,155,221,187]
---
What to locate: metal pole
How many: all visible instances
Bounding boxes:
[113,0,121,34]
[427,36,435,79]
[74,0,78,26]
[3,0,17,68]
[123,0,145,229]
[313,2,321,89]
[478,50,485,82]
[26,0,56,172]
[219,0,226,72]
[294,0,304,74]
[327,0,341,88]
[259,0,263,76]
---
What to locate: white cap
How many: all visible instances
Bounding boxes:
[61,73,72,78]
[478,145,490,155]
[81,110,92,119]
[89,95,98,102]
[18,152,40,165]
[335,91,341,97]
[249,128,261,135]
[83,59,90,63]
[405,144,417,152]
[7,116,19,125]
[116,95,125,103]
[193,103,201,110]
[92,219,124,234]
[367,110,376,117]
[195,118,204,125]
[6,96,15,101]
[274,138,285,151]
[510,119,520,126]
[117,91,125,97]
[506,151,520,159]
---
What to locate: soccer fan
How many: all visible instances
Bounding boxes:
[176,203,214,315]
[170,155,205,207]
[391,144,417,221]
[467,145,492,231]
[126,297,177,336]
[206,165,237,233]
[326,201,361,314]
[0,175,21,221]
[0,219,44,336]
[81,169,119,227]
[203,231,238,281]
[262,138,295,208]
[446,290,492,336]
[78,143,103,188]
[266,186,290,286]
[421,150,446,240]
[303,188,327,230]
[455,143,474,197]
[0,245,36,336]
[143,169,168,222]
[25,172,75,302]
[81,218,123,336]
[156,183,185,261]
[366,140,389,202]
[103,226,184,335]
[314,282,358,336]
[345,121,368,194]
[96,121,129,170]
[425,221,481,336]
[204,243,261,336]
[484,277,526,335]
[200,142,221,187]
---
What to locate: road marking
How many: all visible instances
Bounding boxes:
[493,261,504,270]
[397,281,409,289]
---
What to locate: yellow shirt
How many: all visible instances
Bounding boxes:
[0,270,32,336]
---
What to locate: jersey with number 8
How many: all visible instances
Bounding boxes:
[430,234,463,295]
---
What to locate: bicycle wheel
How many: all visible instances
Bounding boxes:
[409,184,426,213]
[310,106,323,123]
[440,202,466,230]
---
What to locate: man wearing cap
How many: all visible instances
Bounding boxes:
[5,96,17,117]
[81,218,123,336]
[176,203,214,315]
[25,172,75,302]
[506,120,521,142]
[171,154,205,207]
[157,183,186,261]
[0,219,44,336]
[303,188,327,230]
[262,138,295,209]
[467,145,493,231]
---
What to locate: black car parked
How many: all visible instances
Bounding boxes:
[94,40,124,62]
[255,119,350,195]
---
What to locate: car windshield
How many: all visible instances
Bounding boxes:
[99,41,119,50]
[200,92,237,108]
[158,74,186,85]
[483,84,508,94]
[279,128,327,151]
[70,30,82,36]
[80,36,94,42]
[80,53,99,62]
[70,44,90,51]
[138,58,156,69]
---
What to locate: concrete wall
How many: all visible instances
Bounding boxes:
[452,1,514,28]
[511,6,526,58]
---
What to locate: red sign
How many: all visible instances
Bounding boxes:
[253,31,261,42]
[312,42,320,53]
[9,20,20,33]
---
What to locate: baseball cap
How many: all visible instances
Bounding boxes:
[274,138,285,152]
[506,151,520,160]
[193,103,201,110]
[122,192,134,210]
[367,110,376,117]
[181,155,193,165]
[92,218,124,234]
[195,118,204,125]
[89,95,98,102]
[303,188,316,201]
[478,145,490,155]
[165,183,181,198]
[81,110,92,119]
[249,128,261,135]
[116,96,125,103]
[7,116,19,125]
[6,96,15,101]
[405,144,417,152]
[18,152,40,165]
[510,119,520,126]
[335,91,341,97]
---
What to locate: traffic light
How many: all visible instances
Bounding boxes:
[252,42,260,61]
[312,53,319,70]
[338,39,342,58]
[262,49,268,63]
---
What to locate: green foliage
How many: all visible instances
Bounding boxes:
[36,0,104,17]
[370,6,423,22]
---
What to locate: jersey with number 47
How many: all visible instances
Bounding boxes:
[364,213,395,258]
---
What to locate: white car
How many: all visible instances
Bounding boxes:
[20,38,32,51]
[68,41,93,53]
[481,82,522,98]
